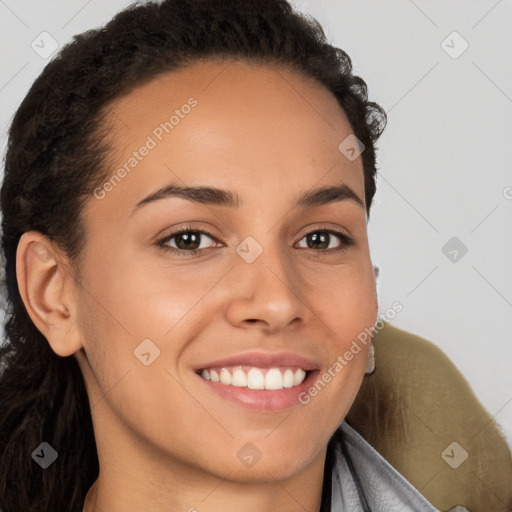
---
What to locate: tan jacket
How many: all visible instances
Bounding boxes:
[347,323,512,512]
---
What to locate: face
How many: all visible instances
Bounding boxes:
[72,59,378,484]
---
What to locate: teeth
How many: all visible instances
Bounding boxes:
[265,368,283,390]
[283,369,294,388]
[232,368,248,387]
[199,366,308,390]
[247,368,265,389]
[293,368,306,386]
[220,368,232,385]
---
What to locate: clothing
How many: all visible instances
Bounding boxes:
[323,420,440,511]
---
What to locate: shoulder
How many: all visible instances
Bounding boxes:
[346,323,512,511]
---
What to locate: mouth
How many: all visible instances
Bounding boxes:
[195,365,311,390]
[194,365,319,412]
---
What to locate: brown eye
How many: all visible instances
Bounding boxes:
[156,228,219,255]
[171,231,202,251]
[296,230,355,252]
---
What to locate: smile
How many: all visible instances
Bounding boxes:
[195,366,319,412]
[197,365,309,390]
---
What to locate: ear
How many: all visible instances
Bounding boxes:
[16,231,83,357]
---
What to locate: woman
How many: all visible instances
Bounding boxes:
[0,0,440,510]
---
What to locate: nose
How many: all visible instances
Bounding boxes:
[224,241,312,334]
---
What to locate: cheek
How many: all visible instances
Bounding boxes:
[75,275,196,451]
[309,263,378,347]
[334,284,378,349]
[306,265,378,401]
[81,249,199,342]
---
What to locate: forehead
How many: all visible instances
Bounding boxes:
[109,58,348,129]
[91,59,365,220]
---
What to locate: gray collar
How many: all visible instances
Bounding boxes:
[327,421,440,511]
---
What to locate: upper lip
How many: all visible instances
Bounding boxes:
[195,351,319,372]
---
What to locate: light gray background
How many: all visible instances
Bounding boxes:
[0,0,511,452]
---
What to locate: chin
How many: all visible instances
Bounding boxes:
[221,457,313,484]
[215,439,324,484]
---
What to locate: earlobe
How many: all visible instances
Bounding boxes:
[16,231,83,358]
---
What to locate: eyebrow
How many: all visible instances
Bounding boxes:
[131,181,365,216]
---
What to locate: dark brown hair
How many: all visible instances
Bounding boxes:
[0,1,386,510]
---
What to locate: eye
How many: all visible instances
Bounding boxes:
[296,228,355,252]
[156,226,220,255]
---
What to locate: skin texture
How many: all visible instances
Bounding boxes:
[16,60,378,512]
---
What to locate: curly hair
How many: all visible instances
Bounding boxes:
[0,0,387,510]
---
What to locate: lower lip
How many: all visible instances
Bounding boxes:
[196,370,319,412]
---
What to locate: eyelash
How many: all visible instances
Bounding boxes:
[155,224,355,257]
